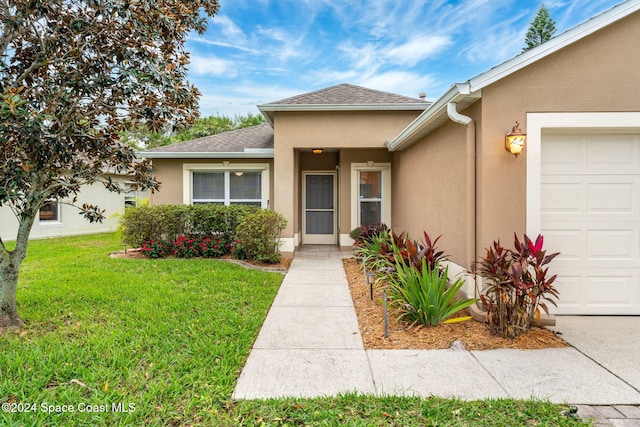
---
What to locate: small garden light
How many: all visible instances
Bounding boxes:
[366,271,375,300]
[505,121,526,157]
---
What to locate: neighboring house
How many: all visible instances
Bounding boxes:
[141,0,640,315]
[0,173,146,240]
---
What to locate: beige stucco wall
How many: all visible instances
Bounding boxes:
[273,110,423,250]
[392,10,640,268]
[392,104,479,266]
[149,158,275,208]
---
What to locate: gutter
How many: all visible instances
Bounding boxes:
[447,102,477,293]
[139,149,275,160]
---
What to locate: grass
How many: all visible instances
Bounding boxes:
[0,233,589,426]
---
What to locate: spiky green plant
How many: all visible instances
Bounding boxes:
[387,258,476,327]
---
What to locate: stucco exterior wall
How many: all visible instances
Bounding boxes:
[149,158,275,208]
[0,177,139,241]
[392,105,479,266]
[273,110,422,250]
[477,9,640,252]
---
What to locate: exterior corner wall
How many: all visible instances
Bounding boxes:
[391,104,478,267]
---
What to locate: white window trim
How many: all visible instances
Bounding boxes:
[526,112,640,237]
[350,162,391,231]
[183,162,270,208]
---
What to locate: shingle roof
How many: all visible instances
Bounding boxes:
[140,123,273,157]
[264,83,426,105]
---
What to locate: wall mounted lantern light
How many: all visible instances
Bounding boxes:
[312,148,323,154]
[505,121,526,157]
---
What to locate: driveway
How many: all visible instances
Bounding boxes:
[551,316,640,392]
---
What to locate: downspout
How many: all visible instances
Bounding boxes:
[447,102,476,293]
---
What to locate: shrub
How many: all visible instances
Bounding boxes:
[355,228,446,281]
[387,258,476,326]
[352,223,390,247]
[233,209,287,264]
[173,235,201,258]
[120,204,255,248]
[140,239,172,259]
[200,236,227,258]
[472,233,560,339]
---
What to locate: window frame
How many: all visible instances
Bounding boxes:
[351,162,391,230]
[39,201,61,223]
[183,163,269,208]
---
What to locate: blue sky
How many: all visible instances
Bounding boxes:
[186,0,623,117]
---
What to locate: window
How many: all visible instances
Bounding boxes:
[359,171,382,226]
[350,163,391,231]
[185,163,269,207]
[39,202,60,222]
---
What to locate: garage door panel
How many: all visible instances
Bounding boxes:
[542,230,582,261]
[588,183,635,213]
[587,230,637,261]
[586,276,637,308]
[541,183,581,213]
[541,132,640,314]
[587,134,639,168]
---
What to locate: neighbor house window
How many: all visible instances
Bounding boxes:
[184,163,269,208]
[39,202,60,222]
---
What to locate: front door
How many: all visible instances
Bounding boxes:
[303,172,336,244]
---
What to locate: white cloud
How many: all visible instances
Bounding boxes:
[188,55,237,77]
[386,35,452,66]
[358,71,437,98]
[212,15,247,42]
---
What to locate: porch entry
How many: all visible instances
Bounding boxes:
[302,172,337,244]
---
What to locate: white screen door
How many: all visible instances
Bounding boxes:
[303,172,336,244]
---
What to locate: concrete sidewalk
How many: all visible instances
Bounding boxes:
[233,249,640,422]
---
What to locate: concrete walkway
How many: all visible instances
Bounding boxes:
[233,247,640,425]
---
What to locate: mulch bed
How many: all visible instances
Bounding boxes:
[343,257,568,351]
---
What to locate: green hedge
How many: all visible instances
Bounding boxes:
[234,210,287,264]
[120,204,257,248]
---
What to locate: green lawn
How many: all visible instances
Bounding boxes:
[0,233,589,426]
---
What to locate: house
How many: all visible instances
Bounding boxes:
[0,174,146,241]
[141,0,640,315]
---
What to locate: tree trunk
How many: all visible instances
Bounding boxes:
[0,252,24,328]
[0,210,34,329]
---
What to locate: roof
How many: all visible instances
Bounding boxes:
[139,123,274,159]
[259,83,430,124]
[387,0,640,151]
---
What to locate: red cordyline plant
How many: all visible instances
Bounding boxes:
[472,233,560,339]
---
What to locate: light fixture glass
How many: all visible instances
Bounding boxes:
[505,121,526,157]
[312,148,323,154]
[234,171,244,176]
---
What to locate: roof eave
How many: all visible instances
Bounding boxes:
[139,150,274,159]
[387,84,481,151]
[468,0,640,91]
[258,102,429,124]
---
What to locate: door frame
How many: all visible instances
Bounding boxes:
[302,170,337,245]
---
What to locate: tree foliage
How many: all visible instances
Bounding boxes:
[121,113,266,149]
[523,4,557,52]
[0,0,219,327]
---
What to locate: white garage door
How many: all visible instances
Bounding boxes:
[541,132,640,315]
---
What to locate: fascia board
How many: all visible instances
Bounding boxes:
[139,151,274,159]
[387,84,480,152]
